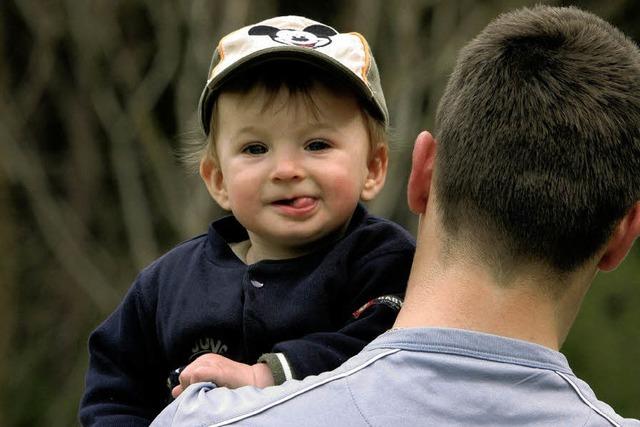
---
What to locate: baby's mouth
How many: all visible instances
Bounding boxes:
[273,197,316,209]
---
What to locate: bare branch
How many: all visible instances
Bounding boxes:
[0,117,120,312]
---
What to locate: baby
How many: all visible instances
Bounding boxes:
[80,16,414,426]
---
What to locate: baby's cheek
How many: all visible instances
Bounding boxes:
[227,180,260,213]
[327,175,363,206]
[228,173,259,197]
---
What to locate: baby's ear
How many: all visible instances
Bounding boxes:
[361,143,388,201]
[200,155,230,210]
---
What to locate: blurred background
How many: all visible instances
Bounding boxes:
[0,0,638,425]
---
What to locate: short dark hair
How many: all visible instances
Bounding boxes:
[434,6,640,273]
[182,61,387,171]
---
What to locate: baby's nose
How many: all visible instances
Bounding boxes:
[271,157,305,181]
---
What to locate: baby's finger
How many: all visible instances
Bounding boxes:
[179,362,219,387]
[171,384,183,399]
[177,365,197,390]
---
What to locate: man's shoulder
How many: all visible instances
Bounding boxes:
[151,328,640,426]
[151,346,399,426]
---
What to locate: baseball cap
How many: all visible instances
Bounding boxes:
[198,15,388,135]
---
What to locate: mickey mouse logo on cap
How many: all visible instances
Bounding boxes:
[248,24,338,49]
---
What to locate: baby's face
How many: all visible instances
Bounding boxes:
[204,83,385,257]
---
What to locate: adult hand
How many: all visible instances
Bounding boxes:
[171,353,275,398]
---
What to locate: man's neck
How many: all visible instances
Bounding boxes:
[394,271,562,349]
[393,224,594,350]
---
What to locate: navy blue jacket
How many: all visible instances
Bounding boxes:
[80,205,415,426]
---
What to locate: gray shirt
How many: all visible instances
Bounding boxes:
[152,327,639,426]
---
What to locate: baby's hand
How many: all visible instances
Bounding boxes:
[171,353,275,398]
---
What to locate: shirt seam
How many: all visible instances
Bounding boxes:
[581,411,594,427]
[554,370,621,427]
[368,341,571,374]
[346,375,373,426]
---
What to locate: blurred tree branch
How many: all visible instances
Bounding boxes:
[0,117,120,312]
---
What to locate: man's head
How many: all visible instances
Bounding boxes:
[431,6,640,275]
[191,16,389,259]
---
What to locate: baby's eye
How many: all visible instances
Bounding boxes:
[305,140,330,151]
[242,143,268,155]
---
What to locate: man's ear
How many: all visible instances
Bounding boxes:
[598,201,640,271]
[200,155,231,210]
[360,143,388,201]
[407,131,437,214]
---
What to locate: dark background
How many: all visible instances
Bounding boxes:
[0,1,638,425]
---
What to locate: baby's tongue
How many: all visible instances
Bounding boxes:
[291,197,315,208]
